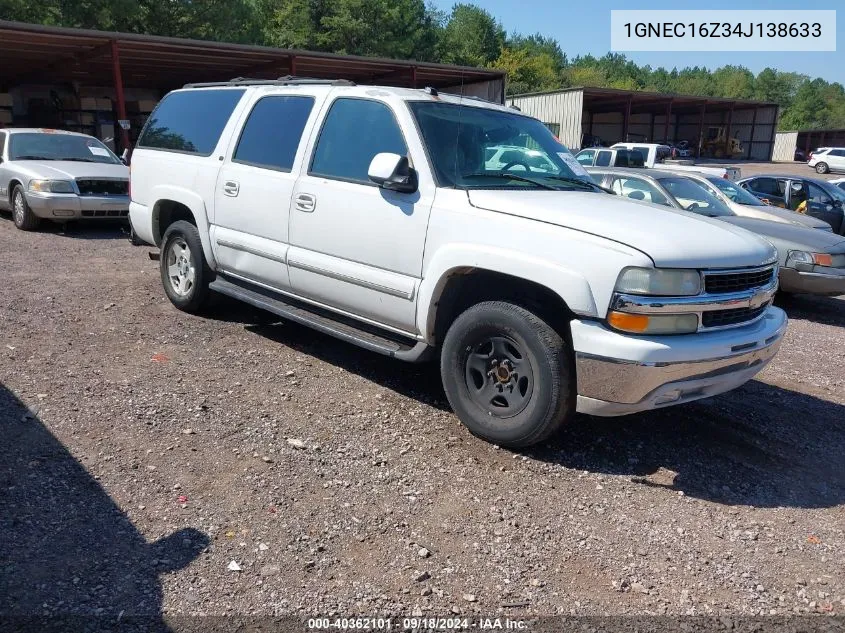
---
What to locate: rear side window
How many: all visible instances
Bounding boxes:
[576,150,594,165]
[310,98,407,184]
[595,150,612,167]
[750,178,779,196]
[234,96,314,172]
[137,89,245,156]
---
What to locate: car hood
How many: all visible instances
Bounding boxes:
[718,216,845,252]
[740,203,832,230]
[12,160,128,181]
[466,190,777,268]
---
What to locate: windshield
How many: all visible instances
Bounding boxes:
[8,133,120,164]
[706,177,765,206]
[409,101,598,191]
[824,181,845,203]
[658,176,735,217]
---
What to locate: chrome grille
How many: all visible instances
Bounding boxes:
[76,179,129,196]
[704,266,774,294]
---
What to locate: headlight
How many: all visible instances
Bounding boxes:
[786,250,832,268]
[615,267,701,296]
[608,311,699,335]
[29,179,75,194]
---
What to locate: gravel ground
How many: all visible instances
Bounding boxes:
[0,213,844,625]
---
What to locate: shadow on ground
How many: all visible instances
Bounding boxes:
[0,382,209,632]
[775,292,845,327]
[222,298,845,510]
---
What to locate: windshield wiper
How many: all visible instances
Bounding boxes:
[62,157,100,163]
[461,172,558,191]
[13,155,58,160]
[539,174,604,192]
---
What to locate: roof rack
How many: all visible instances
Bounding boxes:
[183,76,356,89]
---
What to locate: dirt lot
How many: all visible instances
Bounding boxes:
[0,210,844,625]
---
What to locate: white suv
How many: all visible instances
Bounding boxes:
[808,147,845,174]
[129,78,786,447]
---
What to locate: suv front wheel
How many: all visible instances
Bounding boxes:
[160,220,212,313]
[440,301,574,448]
[815,162,829,174]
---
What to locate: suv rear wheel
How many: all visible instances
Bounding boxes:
[160,220,212,313]
[815,162,829,174]
[440,301,574,448]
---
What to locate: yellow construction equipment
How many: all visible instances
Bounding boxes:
[699,126,743,158]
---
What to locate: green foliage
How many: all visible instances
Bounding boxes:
[437,3,504,67]
[3,0,844,130]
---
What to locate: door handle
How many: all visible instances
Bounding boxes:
[223,180,240,197]
[295,193,316,213]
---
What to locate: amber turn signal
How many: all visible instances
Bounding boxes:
[607,311,650,333]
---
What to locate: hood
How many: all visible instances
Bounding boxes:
[14,160,128,181]
[718,216,845,253]
[466,189,777,268]
[743,204,833,231]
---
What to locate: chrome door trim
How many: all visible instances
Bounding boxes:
[216,238,286,265]
[287,257,415,300]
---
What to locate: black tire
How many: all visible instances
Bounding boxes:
[160,220,213,313]
[815,162,829,174]
[440,301,574,448]
[11,185,40,231]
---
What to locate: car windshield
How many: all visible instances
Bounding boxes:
[409,101,599,191]
[657,176,735,217]
[8,132,120,164]
[707,177,766,206]
[822,181,845,203]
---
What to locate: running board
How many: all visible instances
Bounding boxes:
[209,276,433,362]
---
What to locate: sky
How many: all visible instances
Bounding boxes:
[430,0,844,84]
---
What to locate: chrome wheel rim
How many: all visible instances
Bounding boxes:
[464,335,534,417]
[165,237,195,297]
[13,192,24,225]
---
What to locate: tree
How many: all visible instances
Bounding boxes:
[492,46,559,96]
[780,79,829,130]
[438,3,504,67]
[711,65,755,99]
[507,33,566,73]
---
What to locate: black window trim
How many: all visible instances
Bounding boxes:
[307,96,411,188]
[136,88,246,158]
[230,94,316,174]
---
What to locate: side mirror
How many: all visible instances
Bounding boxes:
[368,153,417,193]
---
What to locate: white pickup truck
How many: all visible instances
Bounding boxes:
[611,143,742,181]
[129,78,785,448]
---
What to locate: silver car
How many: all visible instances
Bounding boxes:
[0,128,129,231]
[587,167,845,297]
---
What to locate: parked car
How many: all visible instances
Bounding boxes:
[130,78,785,447]
[0,128,129,231]
[588,167,845,297]
[794,148,806,162]
[485,145,558,173]
[574,147,644,168]
[737,175,845,234]
[807,147,845,174]
[610,142,742,180]
[693,174,832,232]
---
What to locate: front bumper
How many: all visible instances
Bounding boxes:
[780,266,845,296]
[25,192,129,220]
[572,306,787,416]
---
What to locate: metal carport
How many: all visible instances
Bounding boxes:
[0,20,506,152]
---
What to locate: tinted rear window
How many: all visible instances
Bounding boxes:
[234,96,314,172]
[137,89,245,156]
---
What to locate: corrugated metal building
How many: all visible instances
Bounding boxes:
[508,87,779,160]
[773,129,845,162]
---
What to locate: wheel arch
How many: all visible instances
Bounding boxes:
[419,247,598,346]
[150,186,216,269]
